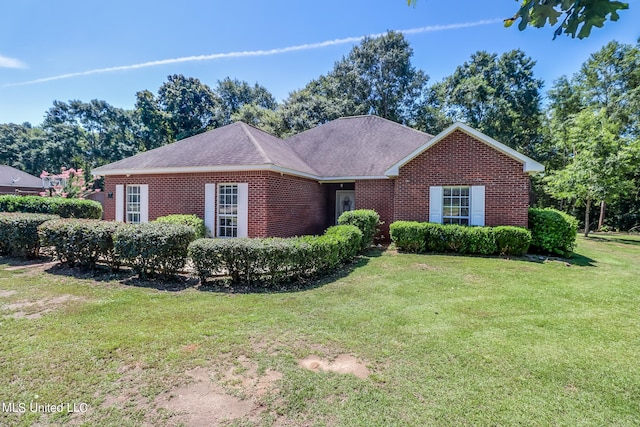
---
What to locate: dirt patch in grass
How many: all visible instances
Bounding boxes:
[155,367,260,426]
[299,354,370,379]
[414,263,440,271]
[100,355,285,426]
[0,289,17,298]
[2,294,84,319]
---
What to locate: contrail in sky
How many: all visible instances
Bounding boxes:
[3,19,501,88]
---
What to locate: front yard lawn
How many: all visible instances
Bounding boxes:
[1,234,639,426]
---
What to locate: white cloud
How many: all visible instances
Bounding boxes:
[2,19,501,87]
[0,54,27,69]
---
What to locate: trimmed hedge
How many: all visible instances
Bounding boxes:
[528,208,578,257]
[0,212,59,258]
[189,224,362,286]
[388,221,429,253]
[38,219,124,269]
[493,226,531,256]
[337,209,380,252]
[114,222,196,278]
[390,221,531,256]
[155,214,207,238]
[463,226,499,255]
[0,195,102,219]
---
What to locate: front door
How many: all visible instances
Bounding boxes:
[335,190,355,223]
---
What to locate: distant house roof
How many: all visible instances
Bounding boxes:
[92,116,543,179]
[0,165,43,189]
[284,115,433,178]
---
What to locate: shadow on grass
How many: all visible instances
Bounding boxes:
[121,275,200,292]
[197,256,371,294]
[586,235,640,246]
[518,252,596,267]
[0,255,54,267]
[42,262,200,291]
[36,252,376,294]
[389,247,597,268]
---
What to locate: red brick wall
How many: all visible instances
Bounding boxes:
[355,179,395,240]
[266,174,325,237]
[393,129,530,227]
[103,171,324,238]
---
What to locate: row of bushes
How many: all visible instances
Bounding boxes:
[390,221,532,256]
[0,212,198,277]
[0,213,59,258]
[189,225,362,286]
[389,208,578,257]
[38,215,198,278]
[0,212,363,284]
[0,195,102,219]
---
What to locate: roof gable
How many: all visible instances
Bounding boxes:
[384,122,545,176]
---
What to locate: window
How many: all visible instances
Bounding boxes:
[442,186,469,225]
[218,184,238,237]
[126,185,141,224]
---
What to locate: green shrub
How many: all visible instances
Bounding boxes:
[0,212,58,258]
[389,221,428,253]
[155,214,207,238]
[0,195,102,219]
[114,222,196,278]
[529,208,578,257]
[38,219,124,269]
[423,223,448,252]
[391,221,531,256]
[493,226,531,256]
[324,225,363,262]
[463,226,498,255]
[441,224,468,253]
[188,225,362,286]
[338,209,380,252]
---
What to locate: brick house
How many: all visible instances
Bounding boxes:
[92,115,543,239]
[0,165,44,195]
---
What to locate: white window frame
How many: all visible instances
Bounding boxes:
[217,184,239,238]
[430,185,485,226]
[442,186,470,225]
[126,185,142,224]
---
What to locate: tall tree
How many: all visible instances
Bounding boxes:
[546,40,640,230]
[215,78,277,126]
[0,123,34,172]
[281,31,428,132]
[438,49,544,157]
[42,99,138,170]
[544,109,636,236]
[136,75,222,144]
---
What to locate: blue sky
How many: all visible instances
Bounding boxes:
[1,1,638,126]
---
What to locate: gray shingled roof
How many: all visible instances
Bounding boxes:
[92,122,318,175]
[284,116,433,177]
[0,165,43,188]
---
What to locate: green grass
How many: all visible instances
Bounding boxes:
[1,234,639,426]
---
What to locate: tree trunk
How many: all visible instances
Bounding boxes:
[584,197,591,237]
[598,200,606,230]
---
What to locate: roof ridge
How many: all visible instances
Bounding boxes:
[239,122,271,164]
